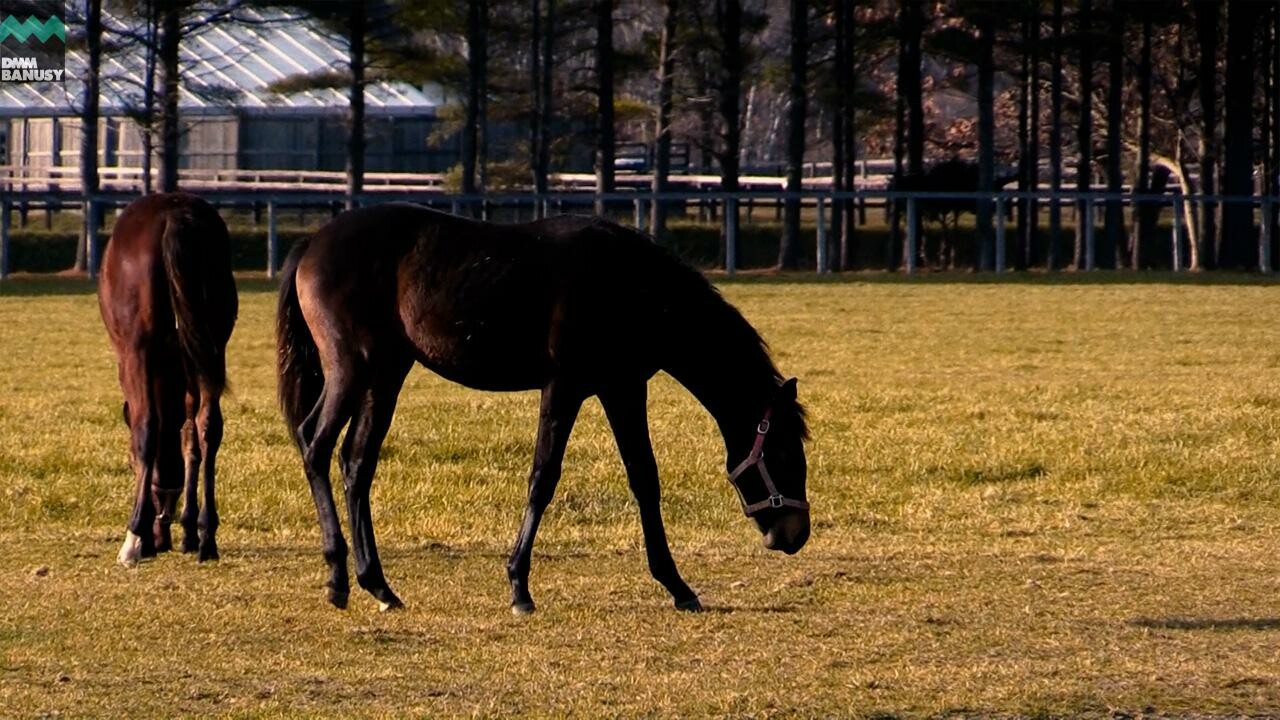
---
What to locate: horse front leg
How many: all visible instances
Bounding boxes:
[507,380,584,615]
[599,383,700,611]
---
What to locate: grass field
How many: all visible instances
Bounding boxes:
[2,273,1280,718]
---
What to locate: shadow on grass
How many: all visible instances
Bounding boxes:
[1130,616,1280,631]
[709,270,1280,287]
[3,270,1276,298]
[0,274,282,297]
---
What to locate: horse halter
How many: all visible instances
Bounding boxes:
[727,408,810,517]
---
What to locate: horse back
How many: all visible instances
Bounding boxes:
[98,193,235,355]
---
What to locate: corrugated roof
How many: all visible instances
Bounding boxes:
[0,5,445,118]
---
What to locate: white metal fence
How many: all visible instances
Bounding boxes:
[0,187,1275,280]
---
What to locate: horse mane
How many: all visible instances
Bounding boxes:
[595,220,810,440]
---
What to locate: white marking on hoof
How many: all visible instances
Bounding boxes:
[116,531,143,568]
[378,601,394,613]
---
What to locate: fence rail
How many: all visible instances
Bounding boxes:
[0,187,1275,280]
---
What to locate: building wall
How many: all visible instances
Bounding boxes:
[4,114,455,174]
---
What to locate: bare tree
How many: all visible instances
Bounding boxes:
[1047,0,1063,271]
[777,0,809,270]
[158,1,181,192]
[1221,0,1256,269]
[346,0,366,210]
[650,0,679,241]
[1075,0,1093,269]
[462,0,488,204]
[75,0,103,272]
[1193,0,1218,270]
[594,0,614,217]
[975,7,995,271]
[1102,0,1124,269]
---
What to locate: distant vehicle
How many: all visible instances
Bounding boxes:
[614,156,647,173]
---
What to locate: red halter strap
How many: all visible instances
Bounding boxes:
[727,407,810,516]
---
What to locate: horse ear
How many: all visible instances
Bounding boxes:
[778,377,798,401]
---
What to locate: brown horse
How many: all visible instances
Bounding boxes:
[277,203,809,614]
[99,193,237,567]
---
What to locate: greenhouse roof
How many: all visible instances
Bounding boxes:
[0,5,445,118]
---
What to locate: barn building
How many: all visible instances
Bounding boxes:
[0,7,452,175]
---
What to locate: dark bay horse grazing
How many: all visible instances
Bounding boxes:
[277,203,810,614]
[99,193,237,567]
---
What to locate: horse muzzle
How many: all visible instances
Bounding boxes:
[763,509,810,555]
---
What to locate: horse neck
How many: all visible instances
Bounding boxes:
[664,330,775,464]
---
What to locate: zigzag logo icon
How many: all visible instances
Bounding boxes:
[0,15,66,44]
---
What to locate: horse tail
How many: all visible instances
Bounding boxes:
[276,236,320,450]
[161,207,230,396]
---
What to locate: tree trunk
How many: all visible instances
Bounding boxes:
[650,0,679,242]
[158,1,181,193]
[1195,1,1218,269]
[1221,0,1257,269]
[890,1,923,270]
[976,10,995,271]
[716,0,742,268]
[1024,1,1041,269]
[1272,3,1280,269]
[529,0,540,210]
[835,0,855,270]
[534,0,555,214]
[141,1,156,194]
[345,0,365,211]
[462,0,488,206]
[1130,8,1152,267]
[1075,0,1093,269]
[777,0,808,270]
[1102,0,1124,270]
[76,0,102,273]
[1016,4,1029,272]
[1047,0,1063,271]
[594,0,615,217]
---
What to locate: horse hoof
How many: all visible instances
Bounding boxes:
[327,588,349,610]
[116,531,143,568]
[675,597,704,613]
[511,601,536,616]
[197,543,219,563]
[378,598,404,613]
[181,535,200,554]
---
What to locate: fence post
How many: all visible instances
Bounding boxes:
[450,199,460,216]
[1171,192,1184,272]
[1262,198,1274,274]
[0,198,9,280]
[816,195,828,273]
[634,198,645,232]
[995,195,1006,273]
[858,160,867,224]
[85,198,100,281]
[267,199,279,280]
[905,196,918,275]
[726,196,738,277]
[1084,198,1095,271]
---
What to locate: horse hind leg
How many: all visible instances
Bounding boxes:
[117,354,159,568]
[298,359,360,609]
[507,379,585,615]
[194,384,224,562]
[339,356,411,611]
[150,376,186,553]
[179,391,201,554]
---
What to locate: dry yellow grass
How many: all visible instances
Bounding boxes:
[1,273,1279,718]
